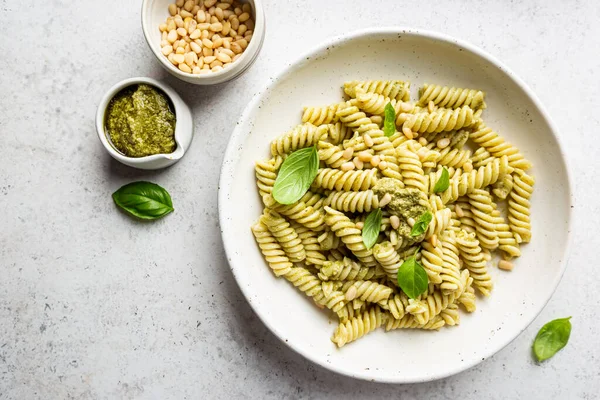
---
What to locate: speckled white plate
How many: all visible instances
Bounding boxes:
[218,28,573,383]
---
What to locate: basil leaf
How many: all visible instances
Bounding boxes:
[112,181,174,220]
[533,317,572,362]
[383,102,396,137]
[410,211,433,237]
[397,257,429,299]
[362,208,382,249]
[433,167,450,193]
[272,146,319,205]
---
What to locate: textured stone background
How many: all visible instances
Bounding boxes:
[1,0,598,398]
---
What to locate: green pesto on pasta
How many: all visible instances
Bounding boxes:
[251,80,534,347]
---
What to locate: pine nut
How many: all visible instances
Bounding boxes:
[230,42,242,53]
[167,19,177,31]
[178,63,192,73]
[234,6,242,15]
[205,0,217,6]
[463,162,473,172]
[176,0,184,6]
[364,134,374,147]
[390,215,400,230]
[220,48,234,57]
[210,60,223,68]
[223,10,234,19]
[231,17,239,30]
[232,53,242,63]
[217,2,231,9]
[176,46,185,54]
[371,155,380,167]
[402,127,413,139]
[418,137,428,146]
[174,15,184,27]
[345,286,358,301]
[190,41,202,53]
[161,45,173,55]
[353,157,364,170]
[202,47,213,56]
[356,151,372,163]
[213,37,224,47]
[180,10,193,18]
[196,10,206,22]
[341,147,354,160]
[210,13,217,21]
[379,161,388,170]
[210,22,223,31]
[212,65,224,72]
[192,66,202,74]
[356,221,364,229]
[416,147,428,160]
[184,0,195,11]
[160,39,169,47]
[455,204,464,218]
[498,260,514,271]
[184,52,195,66]
[169,3,178,15]
[236,38,248,49]
[216,52,231,63]
[177,27,188,37]
[201,29,210,39]
[159,23,168,32]
[341,161,355,171]
[238,24,248,36]
[239,11,250,22]
[245,19,254,30]
[222,20,231,36]
[192,5,200,15]
[223,39,231,49]
[190,28,201,39]
[379,193,392,207]
[437,138,450,149]
[428,100,435,113]
[215,7,224,20]
[400,102,414,113]
[167,29,178,43]
[407,217,415,227]
[203,55,216,63]
[173,53,185,64]
[202,38,214,48]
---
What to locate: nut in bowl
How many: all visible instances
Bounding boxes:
[142,0,265,85]
[96,77,193,170]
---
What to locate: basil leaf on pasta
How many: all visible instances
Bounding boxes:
[112,181,174,220]
[272,146,319,205]
[410,211,433,237]
[362,208,382,249]
[533,317,572,362]
[397,257,429,299]
[433,167,450,193]
[383,102,396,137]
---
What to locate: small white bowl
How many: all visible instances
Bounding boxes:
[95,77,193,170]
[141,0,265,85]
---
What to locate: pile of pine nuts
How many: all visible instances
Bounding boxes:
[158,0,255,74]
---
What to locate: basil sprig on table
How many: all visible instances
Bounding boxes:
[272,146,319,205]
[397,256,429,299]
[383,102,396,137]
[112,181,174,220]
[533,317,572,362]
[433,167,450,193]
[362,208,382,249]
[410,211,433,237]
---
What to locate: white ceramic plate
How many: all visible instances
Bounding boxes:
[218,28,573,383]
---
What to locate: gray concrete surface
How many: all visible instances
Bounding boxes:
[1,0,598,398]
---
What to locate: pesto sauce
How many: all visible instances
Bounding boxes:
[373,178,430,244]
[105,84,176,158]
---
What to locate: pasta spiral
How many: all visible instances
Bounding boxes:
[331,307,386,347]
[312,168,378,192]
[317,258,382,281]
[437,147,471,169]
[270,123,327,156]
[458,275,477,312]
[396,146,427,193]
[470,124,532,171]
[468,189,499,251]
[317,141,348,168]
[267,193,325,232]
[492,173,513,200]
[440,155,511,204]
[251,221,293,277]
[493,209,521,259]
[471,147,494,167]
[456,230,493,296]
[326,122,353,145]
[302,102,345,126]
[386,292,411,320]
[255,156,282,198]
[324,206,377,266]
[261,211,306,263]
[283,266,326,306]
[385,314,445,331]
[403,106,477,135]
[325,190,379,213]
[372,241,403,282]
[439,232,463,295]
[343,280,394,306]
[344,80,410,102]
[439,303,461,326]
[425,208,452,239]
[336,103,385,139]
[508,170,535,243]
[291,222,327,266]
[418,84,486,110]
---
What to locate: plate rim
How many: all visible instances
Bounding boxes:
[218,26,574,383]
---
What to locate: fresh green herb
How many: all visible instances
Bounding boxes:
[533,317,572,362]
[433,167,450,193]
[272,146,319,205]
[383,102,396,137]
[397,257,429,299]
[112,181,174,220]
[362,208,382,249]
[410,211,433,237]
